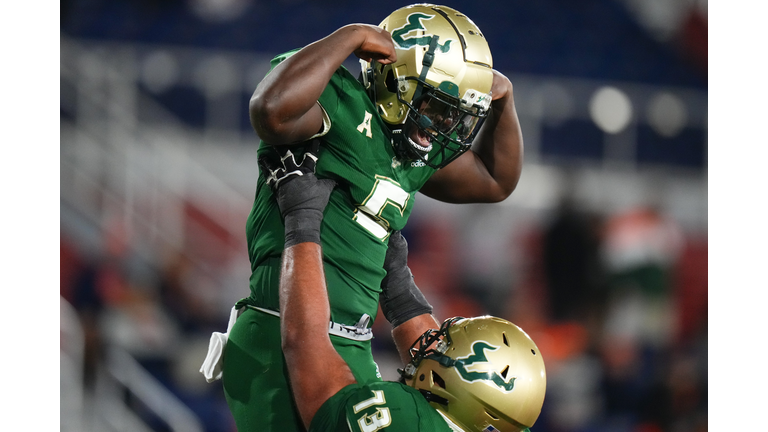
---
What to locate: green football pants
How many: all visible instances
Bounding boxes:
[222,307,382,431]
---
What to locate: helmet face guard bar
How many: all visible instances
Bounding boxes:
[399,317,465,381]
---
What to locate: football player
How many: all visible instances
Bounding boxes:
[217,4,525,430]
[265,143,546,431]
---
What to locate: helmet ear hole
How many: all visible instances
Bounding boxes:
[385,69,397,93]
[431,370,446,389]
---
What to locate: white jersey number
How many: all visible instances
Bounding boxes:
[353,390,392,432]
[354,176,409,240]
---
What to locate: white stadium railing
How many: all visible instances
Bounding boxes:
[60,297,204,432]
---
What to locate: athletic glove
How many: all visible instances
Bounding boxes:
[258,139,336,248]
[379,230,433,328]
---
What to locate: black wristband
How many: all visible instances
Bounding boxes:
[283,208,323,248]
[274,172,335,248]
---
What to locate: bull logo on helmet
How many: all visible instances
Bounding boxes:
[453,341,517,392]
[391,13,453,53]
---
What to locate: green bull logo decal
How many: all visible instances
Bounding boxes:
[391,13,452,53]
[454,342,516,392]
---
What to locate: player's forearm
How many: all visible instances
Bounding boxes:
[249,25,372,144]
[391,313,440,365]
[469,85,524,201]
[279,243,356,428]
[280,243,330,352]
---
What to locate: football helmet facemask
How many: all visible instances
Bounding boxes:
[401,316,547,432]
[362,4,494,169]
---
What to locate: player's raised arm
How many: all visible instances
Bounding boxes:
[420,69,524,203]
[379,230,441,365]
[260,141,356,428]
[249,24,396,145]
[279,243,356,428]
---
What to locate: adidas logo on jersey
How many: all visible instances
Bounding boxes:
[392,157,426,168]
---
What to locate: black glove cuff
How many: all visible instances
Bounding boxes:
[283,208,323,248]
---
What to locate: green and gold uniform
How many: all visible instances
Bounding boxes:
[310,382,452,432]
[310,382,534,432]
[223,51,438,431]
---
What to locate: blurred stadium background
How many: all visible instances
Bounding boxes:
[60,1,707,431]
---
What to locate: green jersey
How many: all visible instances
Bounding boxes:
[245,50,438,326]
[310,382,452,432]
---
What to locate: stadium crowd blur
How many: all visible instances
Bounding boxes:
[60,200,708,432]
[60,1,707,431]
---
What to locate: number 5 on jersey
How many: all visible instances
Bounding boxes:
[354,176,409,240]
[353,390,392,432]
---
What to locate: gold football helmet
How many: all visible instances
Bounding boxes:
[362,4,494,169]
[402,317,547,432]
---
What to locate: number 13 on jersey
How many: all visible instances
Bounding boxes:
[354,175,410,240]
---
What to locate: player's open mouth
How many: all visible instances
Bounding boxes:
[408,128,434,153]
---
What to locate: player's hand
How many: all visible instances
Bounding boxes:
[489,69,513,103]
[491,69,512,101]
[259,139,336,216]
[259,140,336,246]
[260,139,320,190]
[350,24,397,65]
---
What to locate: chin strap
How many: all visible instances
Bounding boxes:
[361,59,377,103]
[419,389,449,406]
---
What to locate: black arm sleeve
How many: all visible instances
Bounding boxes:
[379,231,433,328]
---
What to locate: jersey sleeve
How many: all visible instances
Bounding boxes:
[311,101,332,139]
[267,49,300,72]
